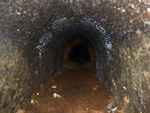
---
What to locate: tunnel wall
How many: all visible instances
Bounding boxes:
[0,0,150,113]
[0,38,31,112]
[109,31,150,112]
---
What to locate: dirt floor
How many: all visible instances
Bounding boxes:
[22,61,114,113]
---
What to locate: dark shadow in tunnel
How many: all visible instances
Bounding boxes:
[68,43,91,63]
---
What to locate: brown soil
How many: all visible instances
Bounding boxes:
[23,61,112,113]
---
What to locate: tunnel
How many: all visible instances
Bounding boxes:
[0,0,150,113]
[64,37,95,65]
[68,43,91,62]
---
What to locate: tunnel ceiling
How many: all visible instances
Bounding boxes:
[0,0,150,113]
[1,0,149,44]
[1,0,149,68]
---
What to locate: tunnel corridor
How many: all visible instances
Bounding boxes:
[25,61,111,113]
[68,43,91,63]
[0,0,150,113]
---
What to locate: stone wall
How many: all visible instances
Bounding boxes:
[0,38,32,112]
[110,31,150,113]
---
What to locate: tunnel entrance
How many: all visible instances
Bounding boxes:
[68,44,91,63]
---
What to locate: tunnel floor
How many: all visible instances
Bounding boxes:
[23,61,113,113]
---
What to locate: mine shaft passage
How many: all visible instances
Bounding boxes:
[68,44,91,63]
[63,37,96,65]
[0,0,150,113]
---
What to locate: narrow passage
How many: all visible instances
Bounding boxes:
[24,62,112,113]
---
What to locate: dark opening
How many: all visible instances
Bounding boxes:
[68,44,91,63]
